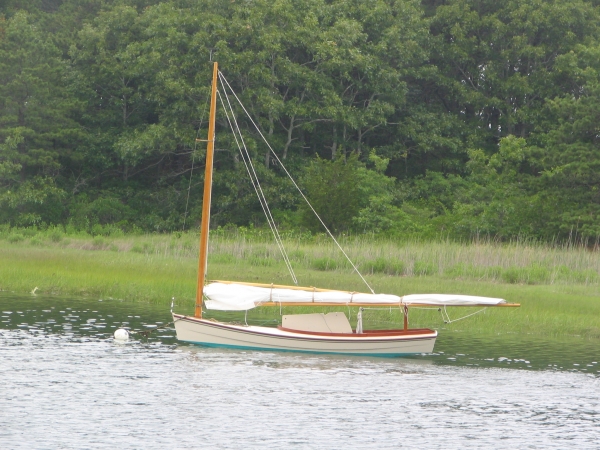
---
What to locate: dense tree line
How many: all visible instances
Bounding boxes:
[1,0,600,241]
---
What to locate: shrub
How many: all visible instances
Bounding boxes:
[92,236,106,249]
[501,265,551,285]
[364,257,405,275]
[30,237,44,246]
[289,250,306,262]
[312,257,338,271]
[210,254,235,264]
[413,260,437,276]
[7,233,25,243]
[248,256,275,267]
[48,229,63,243]
[91,223,126,237]
[131,242,153,254]
[21,228,37,237]
[525,264,550,284]
[46,227,64,243]
[0,224,11,238]
[569,269,599,284]
[445,263,502,281]
[501,266,523,284]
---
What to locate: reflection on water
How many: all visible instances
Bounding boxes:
[431,332,599,373]
[1,293,598,448]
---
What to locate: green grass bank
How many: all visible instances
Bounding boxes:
[1,230,599,339]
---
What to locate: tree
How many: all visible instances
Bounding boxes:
[0,11,78,225]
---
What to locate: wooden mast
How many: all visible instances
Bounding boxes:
[195,61,219,318]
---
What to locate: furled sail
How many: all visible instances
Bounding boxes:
[203,282,506,311]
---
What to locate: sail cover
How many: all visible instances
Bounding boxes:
[203,282,506,311]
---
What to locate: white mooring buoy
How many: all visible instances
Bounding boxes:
[113,328,130,340]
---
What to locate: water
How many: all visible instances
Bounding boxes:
[1,294,598,448]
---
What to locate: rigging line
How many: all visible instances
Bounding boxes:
[440,306,488,324]
[218,70,375,294]
[217,76,297,283]
[183,87,212,231]
[216,81,298,284]
[217,89,298,285]
[219,89,298,285]
[217,88,296,281]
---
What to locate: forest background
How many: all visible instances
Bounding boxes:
[1,0,600,244]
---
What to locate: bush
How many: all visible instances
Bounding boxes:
[72,197,132,230]
[364,257,405,275]
[501,266,522,284]
[131,242,153,254]
[501,265,550,284]
[7,233,25,243]
[210,254,235,264]
[312,257,338,271]
[0,224,10,238]
[21,228,38,237]
[48,229,63,242]
[289,250,306,262]
[92,236,107,249]
[248,256,275,267]
[413,260,437,276]
[445,263,502,280]
[525,264,551,284]
[30,236,44,246]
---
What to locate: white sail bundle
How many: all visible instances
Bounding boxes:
[203,282,506,311]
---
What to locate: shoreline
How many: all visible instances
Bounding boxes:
[1,237,599,340]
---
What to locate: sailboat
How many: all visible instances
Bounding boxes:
[172,62,519,357]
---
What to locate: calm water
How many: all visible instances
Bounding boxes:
[1,293,598,448]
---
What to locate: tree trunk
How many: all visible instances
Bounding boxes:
[282,115,295,160]
[265,113,274,168]
[331,124,337,160]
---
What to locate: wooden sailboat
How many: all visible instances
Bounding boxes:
[172,62,519,357]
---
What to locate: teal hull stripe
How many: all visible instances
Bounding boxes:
[183,340,418,358]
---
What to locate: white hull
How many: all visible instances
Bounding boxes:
[173,314,437,357]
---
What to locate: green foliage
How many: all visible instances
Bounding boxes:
[249,256,275,267]
[131,241,153,254]
[363,257,405,276]
[29,236,44,246]
[91,236,106,249]
[2,0,600,243]
[312,257,338,271]
[0,11,77,226]
[300,153,364,232]
[48,229,63,243]
[413,260,437,276]
[7,233,25,243]
[301,152,407,234]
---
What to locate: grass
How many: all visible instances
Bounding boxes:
[0,229,599,339]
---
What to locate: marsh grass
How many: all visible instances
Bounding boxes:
[2,229,600,287]
[1,229,599,338]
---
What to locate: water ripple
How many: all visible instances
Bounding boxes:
[0,294,598,448]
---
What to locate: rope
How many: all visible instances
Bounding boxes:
[218,71,375,294]
[218,83,297,284]
[217,84,298,285]
[183,88,212,231]
[439,306,488,324]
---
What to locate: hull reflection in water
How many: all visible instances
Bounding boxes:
[173,314,437,356]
